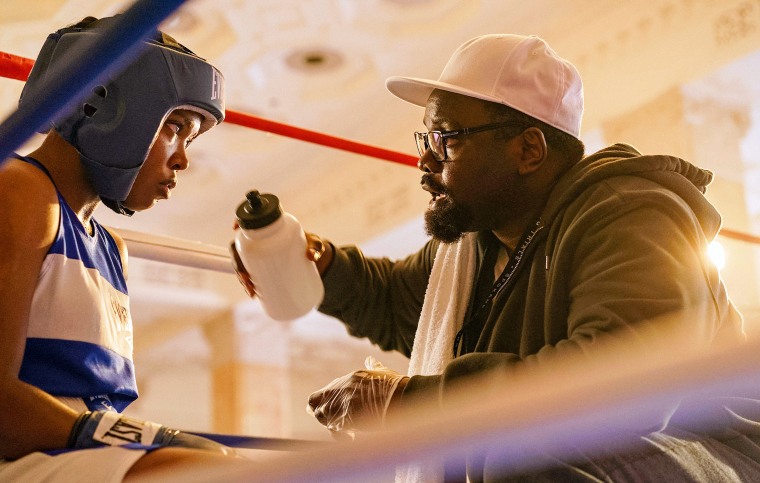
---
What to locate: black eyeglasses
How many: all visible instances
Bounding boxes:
[414,121,516,162]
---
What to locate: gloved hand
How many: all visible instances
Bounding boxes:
[68,410,239,457]
[230,226,327,298]
[307,357,409,435]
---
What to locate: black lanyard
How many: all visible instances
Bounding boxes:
[453,218,545,358]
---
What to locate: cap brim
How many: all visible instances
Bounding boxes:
[385,76,504,108]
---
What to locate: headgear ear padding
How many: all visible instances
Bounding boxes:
[20,17,225,203]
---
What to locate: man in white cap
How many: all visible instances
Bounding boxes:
[239,34,760,480]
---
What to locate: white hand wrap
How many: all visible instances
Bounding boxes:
[90,411,163,446]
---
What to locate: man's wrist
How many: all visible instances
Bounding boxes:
[315,240,335,276]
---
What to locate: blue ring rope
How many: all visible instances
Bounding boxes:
[189,432,329,451]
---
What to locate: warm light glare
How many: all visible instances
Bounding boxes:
[707,241,726,270]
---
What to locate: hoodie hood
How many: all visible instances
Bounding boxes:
[542,143,721,240]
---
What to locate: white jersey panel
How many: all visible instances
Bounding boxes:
[29,252,133,359]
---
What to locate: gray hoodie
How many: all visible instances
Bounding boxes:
[319,143,748,478]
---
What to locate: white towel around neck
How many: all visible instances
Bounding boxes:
[396,232,478,483]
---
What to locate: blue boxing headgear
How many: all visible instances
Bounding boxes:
[19,16,225,215]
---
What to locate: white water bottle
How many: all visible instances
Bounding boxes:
[234,190,324,321]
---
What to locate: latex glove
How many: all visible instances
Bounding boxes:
[307,357,409,435]
[68,410,239,457]
[230,226,326,298]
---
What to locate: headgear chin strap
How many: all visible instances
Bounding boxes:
[20,17,225,215]
[101,197,135,217]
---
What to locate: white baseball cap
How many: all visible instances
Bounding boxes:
[386,34,584,138]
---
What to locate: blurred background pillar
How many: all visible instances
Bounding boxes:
[203,307,292,437]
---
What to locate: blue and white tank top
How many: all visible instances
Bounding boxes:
[16,155,138,412]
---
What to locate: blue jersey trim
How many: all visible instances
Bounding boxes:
[12,153,127,294]
[19,338,138,412]
[48,196,127,294]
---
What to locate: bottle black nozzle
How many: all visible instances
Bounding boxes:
[245,190,263,213]
[236,189,282,229]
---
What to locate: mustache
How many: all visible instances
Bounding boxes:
[420,174,447,195]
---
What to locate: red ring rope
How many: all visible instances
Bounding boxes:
[224,110,418,167]
[1,50,758,245]
[719,228,760,246]
[0,51,417,168]
[0,52,35,82]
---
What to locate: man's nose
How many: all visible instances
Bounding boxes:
[417,149,439,173]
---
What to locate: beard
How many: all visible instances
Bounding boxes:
[424,196,472,244]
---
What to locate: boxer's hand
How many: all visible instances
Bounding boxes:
[307,357,409,434]
[68,411,240,457]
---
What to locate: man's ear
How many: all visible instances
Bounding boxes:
[517,127,547,175]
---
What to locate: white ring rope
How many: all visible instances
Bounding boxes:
[116,228,233,274]
[147,317,760,482]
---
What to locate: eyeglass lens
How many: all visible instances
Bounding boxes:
[415,132,446,161]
